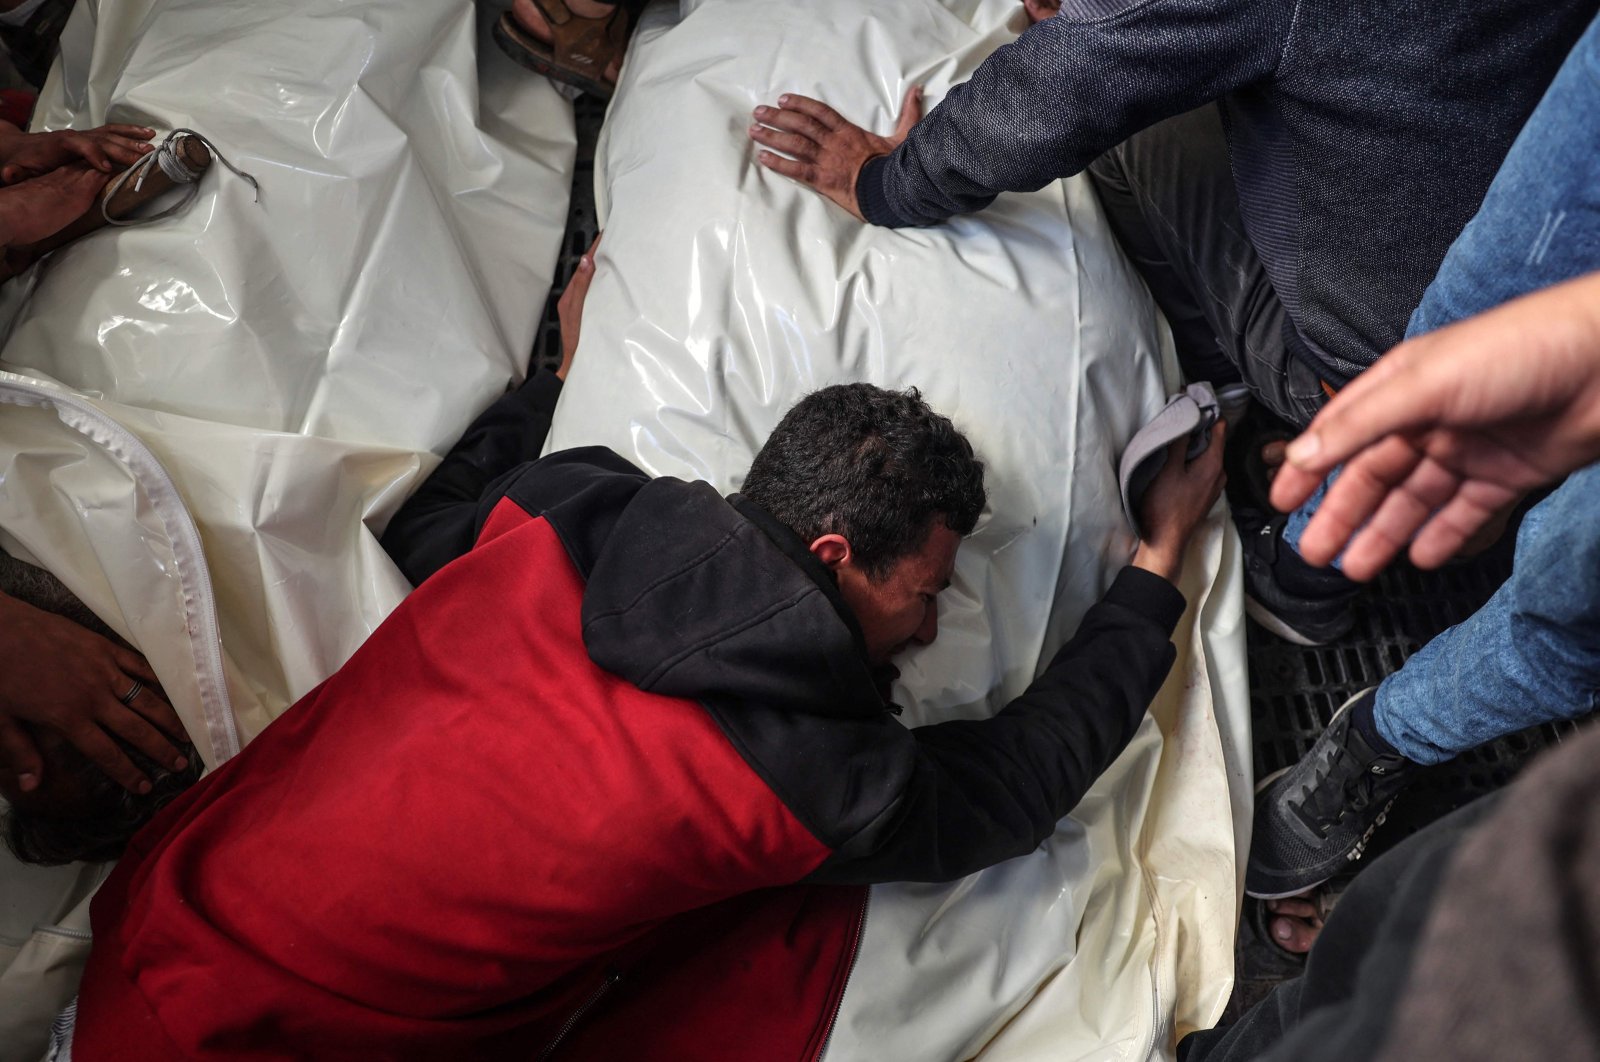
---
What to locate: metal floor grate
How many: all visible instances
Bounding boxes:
[530,96,606,379]
[1242,477,1581,849]
[1231,471,1583,1008]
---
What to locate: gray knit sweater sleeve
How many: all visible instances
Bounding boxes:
[857,0,1294,227]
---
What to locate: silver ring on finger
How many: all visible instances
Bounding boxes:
[119,679,144,706]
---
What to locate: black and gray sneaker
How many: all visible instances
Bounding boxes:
[1238,506,1359,646]
[1246,689,1417,899]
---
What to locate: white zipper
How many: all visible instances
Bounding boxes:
[0,372,240,764]
[1138,863,1168,1061]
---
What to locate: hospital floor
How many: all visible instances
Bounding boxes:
[544,97,1584,1023]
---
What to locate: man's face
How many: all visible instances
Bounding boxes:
[826,522,962,666]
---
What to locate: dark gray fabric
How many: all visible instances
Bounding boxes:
[1087,105,1326,429]
[1186,729,1600,1062]
[858,0,1599,386]
[1179,797,1493,1062]
[1374,729,1600,1062]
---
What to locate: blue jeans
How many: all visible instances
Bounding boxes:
[1375,465,1600,763]
[1283,12,1600,564]
[1404,11,1600,338]
[1367,13,1600,763]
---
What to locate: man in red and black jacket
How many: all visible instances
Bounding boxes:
[58,319,1224,1057]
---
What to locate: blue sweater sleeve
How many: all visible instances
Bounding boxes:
[858,0,1293,227]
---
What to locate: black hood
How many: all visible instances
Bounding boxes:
[570,474,891,717]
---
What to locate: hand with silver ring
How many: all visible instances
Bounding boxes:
[0,589,189,795]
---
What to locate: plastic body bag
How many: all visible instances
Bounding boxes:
[0,1,574,1055]
[546,1,1251,1058]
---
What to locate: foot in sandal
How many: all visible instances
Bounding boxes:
[1263,890,1331,955]
[494,0,633,99]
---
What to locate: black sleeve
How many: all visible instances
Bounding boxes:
[856,0,1291,227]
[809,566,1186,884]
[380,370,564,586]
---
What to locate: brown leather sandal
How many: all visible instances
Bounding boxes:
[1249,878,1347,961]
[492,0,632,101]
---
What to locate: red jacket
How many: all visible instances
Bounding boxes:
[76,415,1183,1059]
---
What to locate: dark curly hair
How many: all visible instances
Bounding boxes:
[741,383,986,578]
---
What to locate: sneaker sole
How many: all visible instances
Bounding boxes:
[1247,879,1335,902]
[1244,594,1347,647]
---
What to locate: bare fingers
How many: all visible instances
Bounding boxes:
[63,647,187,790]
[751,105,832,145]
[753,149,816,186]
[55,129,155,173]
[556,232,602,379]
[1334,453,1465,580]
[63,716,152,794]
[1270,457,1327,513]
[767,94,845,130]
[112,648,189,763]
[1293,435,1424,570]
[748,102,829,172]
[92,123,157,142]
[0,717,43,792]
[97,685,189,777]
[1406,484,1518,572]
[747,93,877,219]
[748,122,821,164]
[1264,896,1324,955]
[95,134,158,169]
[891,84,924,140]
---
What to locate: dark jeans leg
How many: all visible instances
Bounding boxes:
[1179,797,1496,1062]
[1087,105,1324,430]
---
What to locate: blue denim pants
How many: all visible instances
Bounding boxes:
[1307,12,1600,763]
[1376,465,1600,763]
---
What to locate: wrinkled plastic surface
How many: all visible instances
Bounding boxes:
[0,2,574,1056]
[548,1,1251,1058]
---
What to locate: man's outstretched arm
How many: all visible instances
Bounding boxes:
[811,427,1227,884]
[382,242,599,585]
[380,370,566,586]
[749,0,1289,225]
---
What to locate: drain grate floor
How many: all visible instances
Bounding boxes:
[531,97,606,378]
[1230,466,1585,1014]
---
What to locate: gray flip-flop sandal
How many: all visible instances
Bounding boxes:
[1119,381,1250,537]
